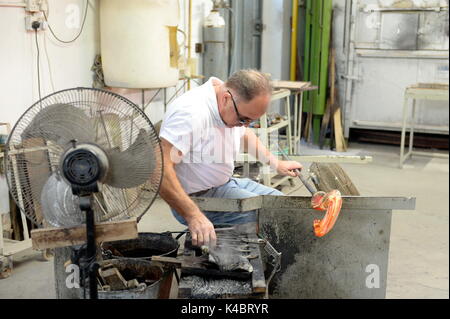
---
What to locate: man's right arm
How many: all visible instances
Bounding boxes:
[158,138,216,247]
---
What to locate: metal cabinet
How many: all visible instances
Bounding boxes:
[337,0,449,137]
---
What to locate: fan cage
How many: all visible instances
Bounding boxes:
[4,87,163,227]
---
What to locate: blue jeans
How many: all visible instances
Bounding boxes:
[171,178,284,225]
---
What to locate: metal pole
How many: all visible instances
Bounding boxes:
[187,0,192,90]
[80,196,98,300]
[400,91,409,168]
[290,0,299,81]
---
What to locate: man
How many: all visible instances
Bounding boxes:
[159,69,302,246]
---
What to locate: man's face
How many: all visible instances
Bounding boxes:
[224,90,270,128]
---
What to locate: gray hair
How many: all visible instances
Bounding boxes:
[225,69,273,102]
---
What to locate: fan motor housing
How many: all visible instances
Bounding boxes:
[61,143,109,195]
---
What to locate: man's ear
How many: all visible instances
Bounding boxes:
[218,90,228,109]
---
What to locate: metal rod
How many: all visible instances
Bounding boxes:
[86,209,98,300]
[80,196,98,300]
[98,111,112,149]
[143,88,161,111]
[276,144,316,195]
[214,227,237,232]
[166,81,187,105]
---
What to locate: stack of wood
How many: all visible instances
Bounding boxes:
[271,80,312,91]
[318,10,347,152]
[98,263,144,291]
[319,47,347,152]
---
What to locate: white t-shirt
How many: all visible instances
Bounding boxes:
[159,77,246,194]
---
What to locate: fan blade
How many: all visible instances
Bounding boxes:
[41,173,85,227]
[22,103,96,146]
[103,129,156,189]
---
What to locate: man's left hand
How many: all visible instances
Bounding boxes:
[275,160,303,177]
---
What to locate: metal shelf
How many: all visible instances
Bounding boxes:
[362,7,448,12]
[238,89,294,187]
[265,120,290,133]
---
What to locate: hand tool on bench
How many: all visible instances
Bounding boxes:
[277,145,343,237]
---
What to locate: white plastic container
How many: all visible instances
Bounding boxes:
[100,0,179,89]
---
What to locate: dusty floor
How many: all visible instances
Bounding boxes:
[0,142,448,299]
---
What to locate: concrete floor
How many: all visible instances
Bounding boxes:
[0,142,448,299]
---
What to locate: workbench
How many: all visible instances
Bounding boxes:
[50,194,415,299]
[399,83,449,168]
[192,194,416,298]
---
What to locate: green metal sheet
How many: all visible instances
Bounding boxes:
[302,0,333,143]
[303,0,312,113]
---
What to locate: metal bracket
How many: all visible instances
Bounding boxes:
[341,74,360,81]
[263,239,281,290]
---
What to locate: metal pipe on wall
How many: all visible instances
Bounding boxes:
[0,2,26,7]
[343,0,357,138]
[187,0,192,90]
[203,8,229,81]
[290,0,299,80]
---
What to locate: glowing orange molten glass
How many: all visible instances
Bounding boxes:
[311,190,343,237]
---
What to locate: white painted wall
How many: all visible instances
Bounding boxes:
[0,0,99,214]
[0,0,294,213]
[261,0,291,81]
[0,0,100,128]
[0,0,294,127]
[0,0,214,215]
[0,0,215,130]
[260,0,292,113]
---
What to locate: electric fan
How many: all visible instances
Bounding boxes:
[4,87,163,298]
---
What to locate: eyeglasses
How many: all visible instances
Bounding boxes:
[227,90,253,125]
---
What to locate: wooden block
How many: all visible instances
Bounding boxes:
[319,98,332,149]
[2,238,32,256]
[333,106,347,152]
[31,218,138,250]
[304,111,313,142]
[309,162,360,196]
[329,48,347,153]
[1,214,12,239]
[9,195,22,241]
[101,285,111,292]
[22,137,49,226]
[127,279,139,289]
[0,256,13,279]
[151,255,182,268]
[158,271,174,299]
[271,80,311,91]
[99,266,128,291]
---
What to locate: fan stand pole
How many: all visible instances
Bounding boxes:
[80,196,99,299]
